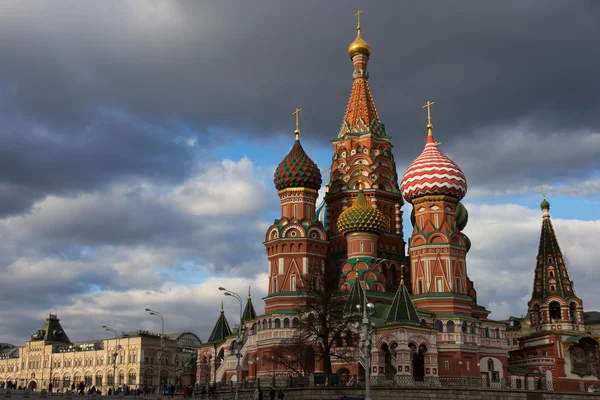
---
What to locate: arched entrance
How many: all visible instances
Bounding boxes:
[336,368,351,386]
[409,343,426,381]
[380,343,397,378]
[27,381,37,391]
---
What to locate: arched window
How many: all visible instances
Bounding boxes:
[292,317,300,328]
[262,320,267,330]
[570,302,578,323]
[485,327,490,338]
[251,323,257,335]
[461,321,468,333]
[549,301,561,321]
[283,318,290,328]
[128,373,136,385]
[434,320,443,332]
[274,319,281,329]
[447,321,455,333]
[487,359,494,371]
[495,328,500,339]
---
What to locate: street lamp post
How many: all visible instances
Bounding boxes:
[145,309,165,394]
[102,326,120,395]
[356,286,375,400]
[219,287,243,400]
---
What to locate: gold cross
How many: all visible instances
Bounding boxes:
[292,107,302,140]
[541,183,548,199]
[422,101,435,126]
[355,10,363,27]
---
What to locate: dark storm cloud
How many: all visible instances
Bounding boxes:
[0,0,597,206]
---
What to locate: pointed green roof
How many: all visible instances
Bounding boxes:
[343,278,366,315]
[242,287,257,323]
[208,302,232,343]
[531,200,576,302]
[385,282,420,325]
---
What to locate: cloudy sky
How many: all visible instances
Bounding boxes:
[0,0,599,344]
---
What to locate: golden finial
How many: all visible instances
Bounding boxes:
[357,180,363,191]
[292,107,302,141]
[422,101,435,136]
[401,265,405,284]
[348,10,371,58]
[248,286,251,300]
[541,183,548,199]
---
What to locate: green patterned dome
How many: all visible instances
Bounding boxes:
[540,198,550,210]
[274,140,322,191]
[337,190,386,236]
[455,202,469,231]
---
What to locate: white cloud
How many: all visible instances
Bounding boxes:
[463,202,600,319]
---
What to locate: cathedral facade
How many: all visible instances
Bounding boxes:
[197,18,508,386]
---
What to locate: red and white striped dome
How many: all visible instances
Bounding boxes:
[400,130,467,203]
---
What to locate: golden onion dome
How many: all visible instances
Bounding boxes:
[337,189,386,236]
[348,27,371,58]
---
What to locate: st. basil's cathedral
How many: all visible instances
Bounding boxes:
[196,17,599,390]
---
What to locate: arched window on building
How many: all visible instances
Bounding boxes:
[549,301,561,321]
[485,327,490,338]
[570,302,578,323]
[447,321,455,333]
[274,319,281,329]
[488,359,494,372]
[128,373,136,385]
[461,321,468,333]
[283,318,290,328]
[434,320,443,332]
[495,328,500,339]
[292,317,300,328]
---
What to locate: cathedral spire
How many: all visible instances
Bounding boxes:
[339,12,382,138]
[208,302,232,343]
[242,286,257,323]
[531,197,576,302]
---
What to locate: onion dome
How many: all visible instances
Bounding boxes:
[337,189,386,236]
[455,202,469,231]
[540,198,550,210]
[274,111,322,191]
[400,116,467,202]
[348,26,371,58]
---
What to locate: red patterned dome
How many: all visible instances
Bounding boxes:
[274,139,322,191]
[400,129,467,202]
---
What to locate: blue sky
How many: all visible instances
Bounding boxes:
[0,1,598,344]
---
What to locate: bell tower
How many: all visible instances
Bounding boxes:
[528,197,585,333]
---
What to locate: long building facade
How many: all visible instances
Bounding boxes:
[0,314,201,392]
[197,17,508,387]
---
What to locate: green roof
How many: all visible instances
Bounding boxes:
[207,304,232,343]
[343,278,366,315]
[242,289,257,323]
[385,282,420,325]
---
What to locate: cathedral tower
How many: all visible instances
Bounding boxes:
[528,197,584,332]
[264,109,328,313]
[325,16,407,291]
[400,104,480,317]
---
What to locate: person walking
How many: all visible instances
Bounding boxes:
[277,388,284,399]
[269,387,276,400]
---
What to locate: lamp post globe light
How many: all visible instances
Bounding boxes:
[102,326,120,395]
[145,309,165,394]
[219,287,243,400]
[356,287,375,400]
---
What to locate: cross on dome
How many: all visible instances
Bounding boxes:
[292,107,303,140]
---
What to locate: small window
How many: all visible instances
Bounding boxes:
[445,361,449,370]
[418,280,424,294]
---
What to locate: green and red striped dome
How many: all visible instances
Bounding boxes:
[274,139,322,191]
